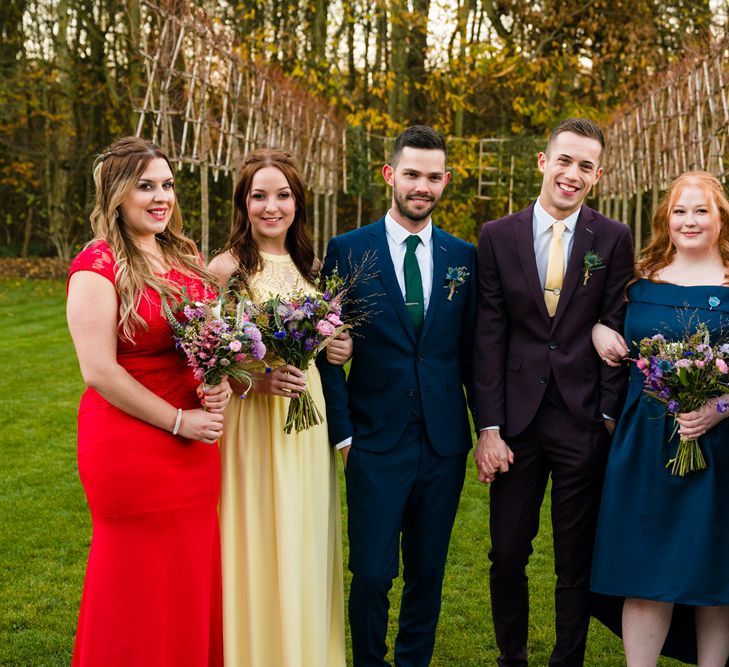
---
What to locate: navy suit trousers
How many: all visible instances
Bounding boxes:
[346,416,467,667]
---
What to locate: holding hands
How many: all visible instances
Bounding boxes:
[474,429,515,484]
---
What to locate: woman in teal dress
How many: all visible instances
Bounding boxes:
[590,172,729,667]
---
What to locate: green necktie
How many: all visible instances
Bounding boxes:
[404,235,424,331]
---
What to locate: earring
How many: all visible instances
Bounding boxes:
[115,209,120,220]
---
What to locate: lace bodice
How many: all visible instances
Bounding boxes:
[247,252,315,301]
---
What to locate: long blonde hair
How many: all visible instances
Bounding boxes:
[635,171,729,282]
[89,136,215,341]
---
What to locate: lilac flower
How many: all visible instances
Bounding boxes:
[251,341,266,359]
[304,337,318,352]
[719,344,729,355]
[244,324,262,342]
[323,290,331,301]
[717,400,728,414]
[675,358,693,368]
[184,305,205,320]
[291,330,305,340]
[667,400,680,413]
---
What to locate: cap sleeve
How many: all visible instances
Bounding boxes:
[67,240,117,290]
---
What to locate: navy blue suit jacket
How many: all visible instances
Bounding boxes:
[316,217,477,455]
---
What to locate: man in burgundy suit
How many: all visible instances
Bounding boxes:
[473,118,634,666]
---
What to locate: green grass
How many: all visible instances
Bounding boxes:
[0,279,681,666]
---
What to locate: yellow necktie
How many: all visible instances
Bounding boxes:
[544,222,566,317]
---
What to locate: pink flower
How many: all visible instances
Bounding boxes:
[234,353,248,362]
[694,360,705,368]
[316,319,336,337]
[229,339,242,352]
[326,313,343,326]
[717,358,729,374]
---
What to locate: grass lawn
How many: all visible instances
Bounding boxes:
[0,279,682,666]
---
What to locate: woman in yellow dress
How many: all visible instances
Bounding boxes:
[208,149,349,667]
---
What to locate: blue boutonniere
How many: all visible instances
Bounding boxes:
[444,266,469,301]
[582,251,606,286]
[709,296,721,310]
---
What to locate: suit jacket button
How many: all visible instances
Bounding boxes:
[417,355,424,362]
[549,342,557,350]
[539,376,548,384]
[408,389,416,397]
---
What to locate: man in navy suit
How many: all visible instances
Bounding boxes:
[473,118,634,666]
[317,125,476,666]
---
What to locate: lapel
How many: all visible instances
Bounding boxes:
[420,225,448,342]
[366,219,417,343]
[514,203,551,325]
[551,206,597,330]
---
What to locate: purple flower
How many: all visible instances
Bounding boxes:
[717,400,728,414]
[323,290,331,301]
[251,341,266,360]
[274,330,287,340]
[667,400,680,412]
[304,337,318,351]
[291,330,305,340]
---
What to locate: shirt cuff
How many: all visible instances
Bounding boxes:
[480,426,500,431]
[335,437,352,450]
[602,414,615,421]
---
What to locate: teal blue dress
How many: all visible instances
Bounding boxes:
[590,279,729,664]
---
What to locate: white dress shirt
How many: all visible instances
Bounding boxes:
[334,211,435,450]
[532,197,581,289]
[384,211,434,311]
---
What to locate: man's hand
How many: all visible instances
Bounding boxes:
[474,429,514,484]
[604,419,616,436]
[326,332,353,365]
[340,444,351,469]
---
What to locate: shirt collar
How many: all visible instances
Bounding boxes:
[534,197,581,235]
[385,210,433,247]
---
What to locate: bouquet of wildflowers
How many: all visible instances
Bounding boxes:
[634,323,729,476]
[246,270,352,434]
[162,291,266,396]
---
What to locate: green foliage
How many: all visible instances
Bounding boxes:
[0,279,684,666]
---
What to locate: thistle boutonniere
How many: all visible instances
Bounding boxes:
[444,266,470,301]
[582,251,606,286]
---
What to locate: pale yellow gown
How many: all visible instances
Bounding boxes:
[220,252,345,667]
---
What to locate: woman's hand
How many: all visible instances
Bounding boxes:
[326,332,353,365]
[252,364,307,397]
[676,397,729,439]
[592,322,629,366]
[197,378,232,413]
[178,409,225,444]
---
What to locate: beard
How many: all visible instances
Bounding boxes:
[392,186,439,223]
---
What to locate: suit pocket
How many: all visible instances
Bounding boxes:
[507,355,523,372]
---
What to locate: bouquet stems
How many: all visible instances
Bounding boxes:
[667,436,707,476]
[284,389,324,434]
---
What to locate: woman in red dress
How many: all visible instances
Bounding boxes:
[66,136,230,666]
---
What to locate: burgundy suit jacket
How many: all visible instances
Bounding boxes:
[473,202,634,438]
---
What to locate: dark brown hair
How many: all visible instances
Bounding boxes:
[634,170,729,283]
[391,125,447,168]
[226,149,316,288]
[547,118,605,161]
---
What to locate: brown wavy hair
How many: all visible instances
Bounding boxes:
[225,149,316,289]
[89,136,215,341]
[635,171,729,283]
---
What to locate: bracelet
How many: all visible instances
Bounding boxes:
[172,408,183,435]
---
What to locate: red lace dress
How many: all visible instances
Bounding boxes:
[68,241,222,667]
